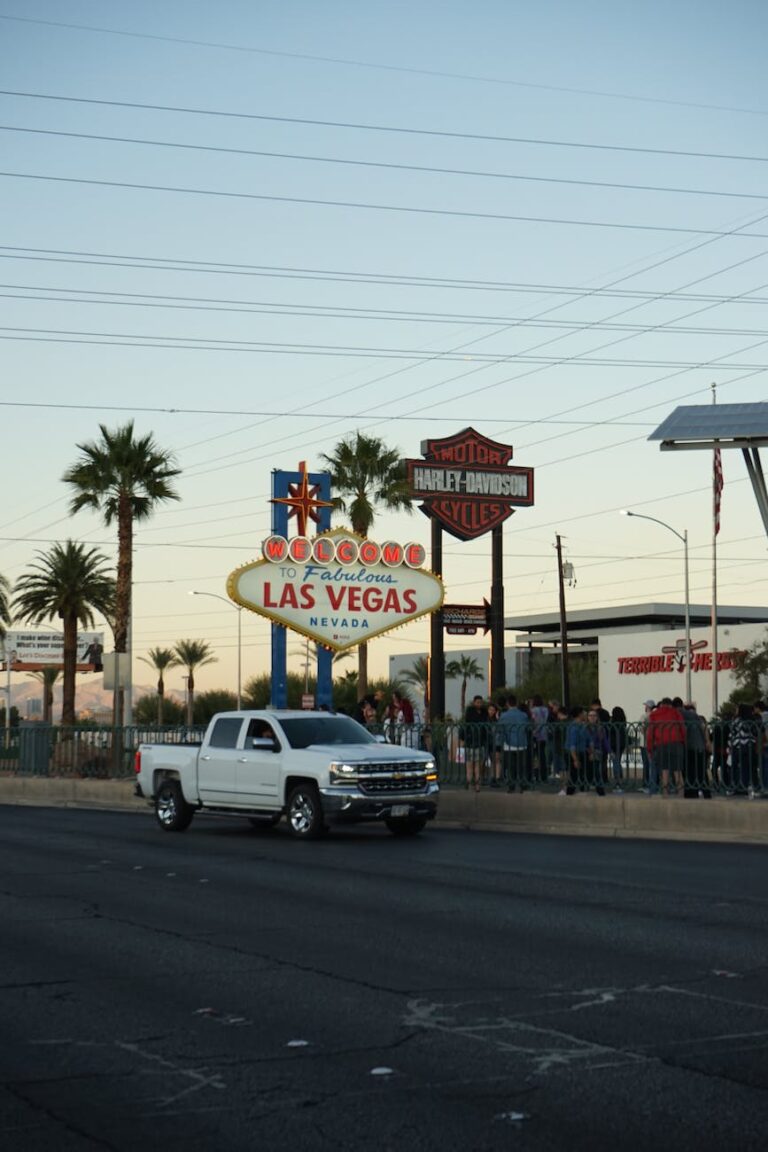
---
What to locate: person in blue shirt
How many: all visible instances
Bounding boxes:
[498,695,532,792]
[563,705,603,795]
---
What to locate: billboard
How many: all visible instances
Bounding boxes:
[1,631,105,673]
[228,529,444,652]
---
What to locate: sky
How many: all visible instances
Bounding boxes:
[2,0,768,707]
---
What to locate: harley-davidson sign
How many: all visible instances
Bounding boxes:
[227,529,444,652]
[406,427,534,540]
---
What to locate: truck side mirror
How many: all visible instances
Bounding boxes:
[251,736,277,752]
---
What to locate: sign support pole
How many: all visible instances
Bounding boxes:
[4,658,10,745]
[490,525,505,694]
[270,468,333,710]
[429,520,444,721]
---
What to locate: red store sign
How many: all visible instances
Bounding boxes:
[617,647,746,676]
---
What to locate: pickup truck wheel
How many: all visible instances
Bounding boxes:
[286,784,326,839]
[385,816,427,837]
[248,815,282,829]
[155,780,194,832]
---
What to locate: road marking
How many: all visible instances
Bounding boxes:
[403,999,646,1075]
[115,1041,226,1106]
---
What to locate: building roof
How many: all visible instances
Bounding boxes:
[505,602,768,645]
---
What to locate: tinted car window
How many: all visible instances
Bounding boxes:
[208,717,244,749]
[279,715,376,749]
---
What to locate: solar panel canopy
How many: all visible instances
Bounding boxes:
[649,404,768,449]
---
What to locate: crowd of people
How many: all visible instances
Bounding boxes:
[353,689,421,747]
[455,693,768,799]
[349,688,768,798]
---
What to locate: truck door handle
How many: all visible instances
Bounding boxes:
[201,755,212,761]
[238,757,250,763]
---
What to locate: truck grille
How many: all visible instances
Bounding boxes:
[357,762,428,795]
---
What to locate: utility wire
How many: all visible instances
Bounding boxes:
[1,124,765,201]
[1,41,767,116]
[5,283,768,338]
[2,89,767,161]
[0,326,763,369]
[3,245,768,305]
[5,169,768,238]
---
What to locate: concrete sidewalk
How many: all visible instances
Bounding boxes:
[1,776,767,844]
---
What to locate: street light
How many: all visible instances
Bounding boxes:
[189,591,242,710]
[621,510,691,703]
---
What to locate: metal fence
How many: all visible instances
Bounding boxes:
[0,719,764,797]
[0,725,206,778]
[383,719,765,797]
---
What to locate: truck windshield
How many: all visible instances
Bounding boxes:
[278,715,377,749]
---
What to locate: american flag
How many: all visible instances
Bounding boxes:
[714,447,723,536]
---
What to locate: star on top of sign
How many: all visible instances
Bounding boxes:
[271,461,334,537]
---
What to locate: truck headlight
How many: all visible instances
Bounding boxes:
[329,761,359,785]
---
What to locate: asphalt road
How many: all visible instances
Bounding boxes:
[1,806,767,1152]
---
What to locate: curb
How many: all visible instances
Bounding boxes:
[1,777,767,844]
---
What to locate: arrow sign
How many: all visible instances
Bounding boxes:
[443,599,491,635]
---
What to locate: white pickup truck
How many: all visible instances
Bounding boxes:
[134,710,439,839]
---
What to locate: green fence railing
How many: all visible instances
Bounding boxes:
[0,719,763,797]
[0,725,206,779]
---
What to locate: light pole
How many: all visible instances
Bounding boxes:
[621,510,691,703]
[189,591,242,710]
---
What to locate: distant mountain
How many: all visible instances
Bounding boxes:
[11,678,183,719]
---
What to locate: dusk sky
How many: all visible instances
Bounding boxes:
[2,1,767,702]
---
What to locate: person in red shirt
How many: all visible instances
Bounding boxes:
[646,697,686,795]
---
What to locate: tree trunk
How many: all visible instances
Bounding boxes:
[357,642,368,700]
[157,676,164,726]
[187,672,195,727]
[114,495,133,728]
[61,613,77,725]
[114,496,133,652]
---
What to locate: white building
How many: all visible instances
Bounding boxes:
[393,604,768,719]
[505,603,768,718]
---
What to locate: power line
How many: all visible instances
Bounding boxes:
[1,325,764,369]
[5,170,768,239]
[2,89,768,162]
[2,124,765,201]
[1,33,766,116]
[0,398,653,425]
[6,283,768,338]
[4,245,768,305]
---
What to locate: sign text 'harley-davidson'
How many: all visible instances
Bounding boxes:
[406,427,534,541]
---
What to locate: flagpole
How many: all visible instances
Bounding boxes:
[711,382,719,718]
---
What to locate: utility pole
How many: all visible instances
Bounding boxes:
[556,535,570,709]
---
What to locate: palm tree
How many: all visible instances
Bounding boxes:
[139,647,180,725]
[26,668,61,724]
[446,654,484,716]
[0,571,10,637]
[399,656,430,719]
[320,432,412,697]
[63,421,181,721]
[173,639,217,726]
[13,542,115,725]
